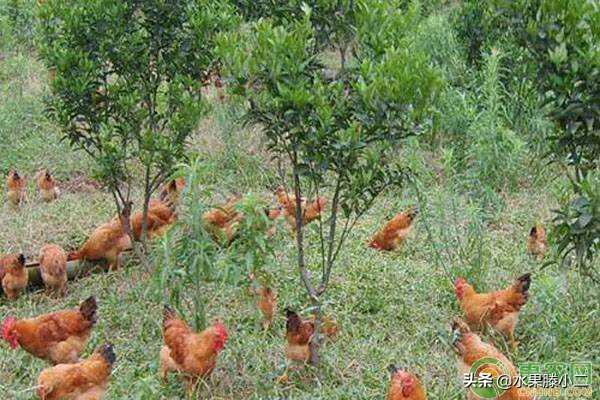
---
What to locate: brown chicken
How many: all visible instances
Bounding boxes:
[160,305,228,393]
[319,315,339,339]
[130,199,177,241]
[284,309,315,363]
[159,177,186,208]
[300,196,327,225]
[264,206,282,237]
[68,217,131,270]
[454,273,531,349]
[275,187,327,227]
[37,343,115,400]
[202,196,243,244]
[387,365,427,400]
[1,253,28,300]
[265,206,282,221]
[202,196,241,228]
[39,244,68,297]
[369,207,419,251]
[37,169,60,202]
[6,169,26,206]
[247,273,277,329]
[1,296,97,364]
[274,187,294,213]
[257,286,277,330]
[452,318,533,400]
[526,225,547,260]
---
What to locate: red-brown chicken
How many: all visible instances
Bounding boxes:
[387,365,427,400]
[526,225,547,260]
[39,244,68,297]
[1,253,28,300]
[202,196,243,244]
[130,199,177,241]
[274,187,327,227]
[6,169,26,206]
[1,296,97,364]
[454,273,531,349]
[284,309,315,363]
[202,196,241,228]
[452,318,533,400]
[68,216,131,270]
[370,207,419,251]
[36,169,60,202]
[37,343,115,400]
[160,305,228,393]
[159,177,186,208]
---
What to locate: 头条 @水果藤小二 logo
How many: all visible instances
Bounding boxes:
[462,357,594,398]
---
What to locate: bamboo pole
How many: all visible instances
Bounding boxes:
[0,250,132,297]
[24,259,109,288]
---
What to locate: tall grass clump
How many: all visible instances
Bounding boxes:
[151,158,279,330]
[465,49,526,195]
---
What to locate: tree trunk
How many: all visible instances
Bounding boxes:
[120,201,149,270]
[309,301,322,366]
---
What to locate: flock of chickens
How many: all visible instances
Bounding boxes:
[1,167,550,399]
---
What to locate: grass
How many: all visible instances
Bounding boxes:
[1,9,598,400]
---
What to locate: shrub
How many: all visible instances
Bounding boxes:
[219,5,440,365]
[553,171,600,280]
[37,0,238,261]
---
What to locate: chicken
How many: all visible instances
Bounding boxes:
[37,169,60,202]
[39,244,68,297]
[37,343,115,400]
[256,286,276,330]
[526,225,547,260]
[248,274,277,330]
[68,217,131,271]
[319,315,339,339]
[284,309,315,363]
[202,196,241,228]
[1,253,28,300]
[275,187,327,227]
[6,169,26,207]
[387,365,427,400]
[451,318,533,400]
[159,177,186,208]
[369,207,419,251]
[300,197,327,225]
[202,196,243,244]
[130,200,177,241]
[160,305,228,393]
[265,206,282,221]
[454,273,531,349]
[264,206,282,237]
[1,296,97,364]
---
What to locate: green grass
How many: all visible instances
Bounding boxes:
[1,10,598,400]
